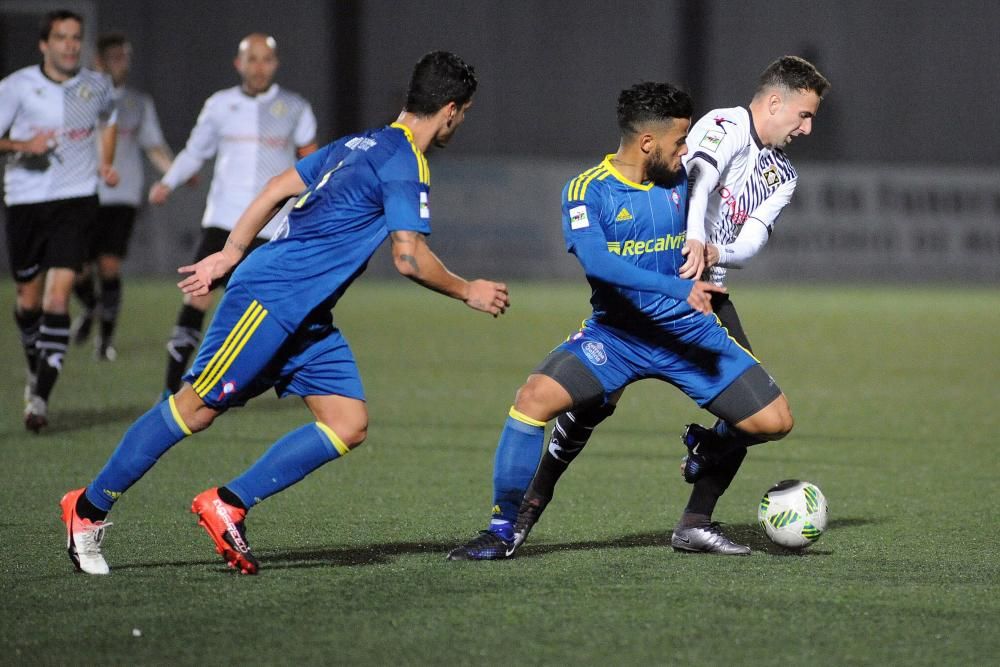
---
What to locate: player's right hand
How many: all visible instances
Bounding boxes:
[679,239,705,279]
[464,279,510,317]
[177,251,236,297]
[686,280,726,315]
[149,182,171,205]
[21,130,56,155]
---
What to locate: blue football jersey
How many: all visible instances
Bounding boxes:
[230,123,431,331]
[562,155,693,327]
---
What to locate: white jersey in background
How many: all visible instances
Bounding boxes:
[98,86,166,206]
[159,84,316,238]
[0,65,117,206]
[683,106,797,286]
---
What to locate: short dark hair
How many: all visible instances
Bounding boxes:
[757,56,831,98]
[404,51,478,116]
[39,9,83,41]
[617,82,693,139]
[97,33,129,57]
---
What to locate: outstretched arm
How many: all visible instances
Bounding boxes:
[390,230,509,317]
[177,167,306,296]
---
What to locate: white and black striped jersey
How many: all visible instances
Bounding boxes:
[683,106,797,286]
[0,65,117,205]
[159,84,316,238]
[98,86,166,207]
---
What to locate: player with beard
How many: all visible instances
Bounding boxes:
[448,81,793,560]
[514,56,830,556]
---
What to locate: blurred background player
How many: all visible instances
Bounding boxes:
[71,32,175,361]
[148,33,317,399]
[0,9,118,432]
[514,56,830,554]
[59,51,509,576]
[448,81,792,561]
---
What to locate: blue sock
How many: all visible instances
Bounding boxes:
[713,420,765,449]
[491,407,546,530]
[226,423,349,509]
[86,397,191,512]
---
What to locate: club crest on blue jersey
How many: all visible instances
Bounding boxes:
[582,341,607,366]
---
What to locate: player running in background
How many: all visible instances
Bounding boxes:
[515,56,831,554]
[448,81,792,561]
[0,9,118,432]
[59,51,510,576]
[148,33,317,399]
[71,33,174,361]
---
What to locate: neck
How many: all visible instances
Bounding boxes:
[747,99,771,147]
[42,61,74,83]
[394,111,437,153]
[609,149,647,183]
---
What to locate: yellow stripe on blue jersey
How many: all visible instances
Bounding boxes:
[600,154,653,191]
[391,122,430,185]
[567,165,608,202]
[192,300,269,397]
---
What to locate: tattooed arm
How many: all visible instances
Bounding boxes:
[390,230,509,317]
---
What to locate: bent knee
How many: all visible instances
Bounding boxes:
[318,420,367,450]
[512,376,571,422]
[738,397,794,441]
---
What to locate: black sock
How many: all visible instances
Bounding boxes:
[217,486,247,510]
[683,446,748,519]
[99,277,122,344]
[34,312,71,401]
[76,492,108,522]
[526,403,615,502]
[14,307,42,374]
[165,305,205,393]
[73,274,98,312]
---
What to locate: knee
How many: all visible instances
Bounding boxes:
[172,386,219,433]
[183,404,219,434]
[319,420,367,450]
[738,397,794,441]
[512,379,563,422]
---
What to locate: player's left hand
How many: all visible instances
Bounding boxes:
[464,279,510,317]
[99,164,119,187]
[686,280,726,315]
[177,251,236,297]
[679,239,705,279]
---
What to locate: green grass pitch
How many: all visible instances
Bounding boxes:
[1,280,997,665]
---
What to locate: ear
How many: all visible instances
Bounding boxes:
[768,93,783,115]
[443,101,458,126]
[638,133,655,155]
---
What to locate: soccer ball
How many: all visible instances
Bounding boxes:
[758,480,828,549]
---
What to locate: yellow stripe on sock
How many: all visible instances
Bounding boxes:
[167,395,192,436]
[192,301,262,395]
[315,422,351,456]
[508,406,546,427]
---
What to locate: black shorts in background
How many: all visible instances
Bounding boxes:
[88,204,138,260]
[193,226,268,291]
[4,195,98,282]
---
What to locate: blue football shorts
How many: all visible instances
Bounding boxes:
[183,283,364,408]
[555,314,758,407]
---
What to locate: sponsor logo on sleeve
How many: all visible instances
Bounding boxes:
[419,191,430,218]
[700,131,724,152]
[569,205,590,229]
[763,165,781,188]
